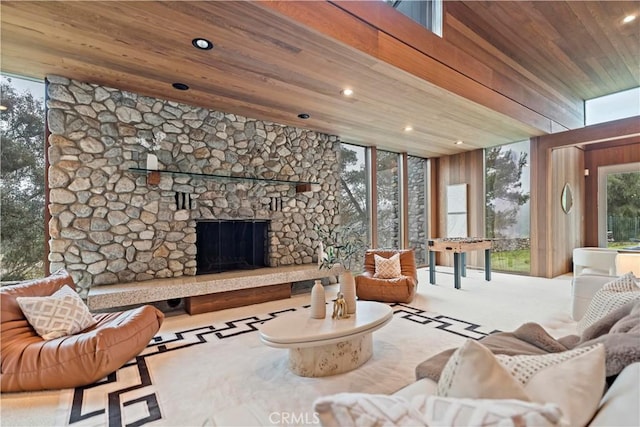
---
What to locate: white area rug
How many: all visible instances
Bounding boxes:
[0,268,575,426]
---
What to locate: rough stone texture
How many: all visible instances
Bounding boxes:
[408,156,428,264]
[493,238,531,252]
[47,76,340,295]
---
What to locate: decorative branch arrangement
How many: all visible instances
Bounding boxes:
[316,223,366,271]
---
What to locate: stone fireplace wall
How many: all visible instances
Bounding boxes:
[46,75,340,295]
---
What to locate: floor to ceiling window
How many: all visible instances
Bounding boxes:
[485,140,531,274]
[376,150,400,249]
[0,75,46,281]
[339,143,370,271]
[597,163,640,248]
[339,144,429,265]
[407,156,428,265]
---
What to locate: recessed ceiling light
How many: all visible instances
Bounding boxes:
[623,15,636,24]
[341,88,353,96]
[0,105,7,111]
[192,38,214,50]
[404,126,413,132]
[297,113,310,119]
[455,140,463,145]
[172,82,190,91]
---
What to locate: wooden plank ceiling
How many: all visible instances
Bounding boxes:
[1,1,637,158]
[445,1,640,100]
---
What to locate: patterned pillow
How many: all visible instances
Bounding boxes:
[437,339,530,400]
[313,393,565,427]
[314,393,423,426]
[413,396,564,427]
[17,285,96,340]
[436,339,605,427]
[494,344,605,427]
[577,272,640,334]
[373,253,402,279]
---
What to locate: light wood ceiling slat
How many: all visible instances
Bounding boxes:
[1,1,637,158]
[446,0,640,100]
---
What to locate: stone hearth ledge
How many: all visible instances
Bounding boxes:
[86,264,344,311]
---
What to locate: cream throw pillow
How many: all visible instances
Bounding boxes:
[314,393,566,427]
[577,272,640,334]
[495,345,606,427]
[436,339,531,400]
[17,285,96,340]
[437,339,605,427]
[373,253,402,279]
[413,396,566,427]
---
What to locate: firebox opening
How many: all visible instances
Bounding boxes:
[196,220,269,275]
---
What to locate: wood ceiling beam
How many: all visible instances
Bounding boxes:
[259,0,572,132]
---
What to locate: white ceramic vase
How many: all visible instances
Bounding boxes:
[310,280,326,319]
[340,271,357,314]
[146,153,158,170]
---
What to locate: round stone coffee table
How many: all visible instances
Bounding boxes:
[258,300,393,377]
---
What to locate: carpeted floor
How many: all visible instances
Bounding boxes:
[0,267,576,427]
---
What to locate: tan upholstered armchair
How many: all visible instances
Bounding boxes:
[355,249,418,303]
[1,270,164,392]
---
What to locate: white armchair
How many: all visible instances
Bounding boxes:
[572,247,618,277]
[571,274,614,320]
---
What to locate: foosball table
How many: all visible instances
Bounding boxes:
[427,238,492,289]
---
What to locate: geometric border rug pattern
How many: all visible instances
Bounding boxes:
[67,303,500,427]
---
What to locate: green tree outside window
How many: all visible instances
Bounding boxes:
[1,77,45,280]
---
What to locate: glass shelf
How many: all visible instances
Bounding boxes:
[128,168,319,191]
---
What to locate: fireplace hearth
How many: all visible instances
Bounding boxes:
[196,220,269,275]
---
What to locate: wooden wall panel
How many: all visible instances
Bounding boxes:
[584,142,640,246]
[436,149,485,267]
[550,147,585,276]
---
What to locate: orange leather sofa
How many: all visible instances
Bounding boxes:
[1,270,164,392]
[355,249,418,303]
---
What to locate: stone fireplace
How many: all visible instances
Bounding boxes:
[46,75,341,296]
[196,220,269,274]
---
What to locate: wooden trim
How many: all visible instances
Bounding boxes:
[583,136,640,151]
[184,283,291,315]
[400,152,409,249]
[369,146,378,248]
[43,77,51,276]
[536,116,640,149]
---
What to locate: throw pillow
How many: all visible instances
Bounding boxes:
[373,253,402,279]
[313,393,566,427]
[314,393,424,426]
[577,272,640,334]
[436,339,531,401]
[436,339,605,427]
[412,396,565,427]
[17,285,96,340]
[495,344,605,427]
